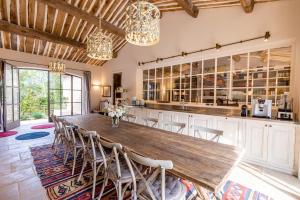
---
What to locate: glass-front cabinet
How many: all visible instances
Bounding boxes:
[142,45,292,107]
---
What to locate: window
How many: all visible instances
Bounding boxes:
[142,45,292,107]
[49,73,82,116]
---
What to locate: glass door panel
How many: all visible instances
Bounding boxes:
[4,63,20,130]
[203,59,215,73]
[181,63,190,76]
[232,71,247,88]
[191,90,201,103]
[216,73,230,88]
[232,89,247,104]
[232,53,248,71]
[203,89,214,104]
[192,61,202,75]
[164,66,171,78]
[172,65,180,77]
[203,74,215,88]
[217,56,230,72]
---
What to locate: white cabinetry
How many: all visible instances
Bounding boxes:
[215,117,241,146]
[189,114,214,138]
[245,120,296,174]
[245,121,268,162]
[172,112,190,135]
[267,123,295,171]
[127,107,297,174]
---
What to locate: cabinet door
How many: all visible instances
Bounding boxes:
[215,117,241,146]
[245,121,268,162]
[188,114,214,138]
[172,112,190,135]
[135,108,148,125]
[147,109,161,119]
[160,111,173,131]
[267,124,295,170]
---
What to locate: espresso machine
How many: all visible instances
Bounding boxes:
[277,92,293,120]
[252,99,272,118]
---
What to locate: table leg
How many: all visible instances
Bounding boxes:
[194,184,210,200]
[194,184,220,200]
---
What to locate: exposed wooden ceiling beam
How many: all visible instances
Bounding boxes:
[174,0,199,18]
[0,19,85,48]
[0,20,118,58]
[35,0,125,38]
[240,0,255,13]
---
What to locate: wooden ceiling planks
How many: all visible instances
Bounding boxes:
[0,0,282,66]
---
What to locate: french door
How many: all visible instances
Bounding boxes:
[4,62,20,130]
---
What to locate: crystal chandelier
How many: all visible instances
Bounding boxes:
[86,1,112,60]
[125,0,160,46]
[48,61,65,73]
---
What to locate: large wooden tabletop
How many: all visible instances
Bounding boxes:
[66,114,243,193]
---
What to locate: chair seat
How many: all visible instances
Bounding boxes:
[86,149,104,163]
[108,161,136,183]
[143,175,187,200]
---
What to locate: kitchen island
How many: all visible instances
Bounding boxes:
[125,104,299,175]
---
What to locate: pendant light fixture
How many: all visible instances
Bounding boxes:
[48,61,65,73]
[86,1,113,60]
[125,0,160,46]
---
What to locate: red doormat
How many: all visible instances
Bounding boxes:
[31,124,55,129]
[0,131,17,138]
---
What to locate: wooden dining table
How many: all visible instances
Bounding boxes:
[66,114,244,198]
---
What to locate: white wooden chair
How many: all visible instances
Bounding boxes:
[98,140,137,200]
[61,121,85,175]
[77,129,107,199]
[123,113,137,123]
[124,148,187,200]
[192,125,223,142]
[161,121,186,134]
[51,115,64,151]
[143,117,159,128]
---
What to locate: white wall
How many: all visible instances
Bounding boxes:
[0,48,102,110]
[101,0,300,115]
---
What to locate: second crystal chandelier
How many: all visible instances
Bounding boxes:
[125,0,160,46]
[86,0,113,60]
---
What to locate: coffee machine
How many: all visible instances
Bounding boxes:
[252,99,272,118]
[277,92,293,120]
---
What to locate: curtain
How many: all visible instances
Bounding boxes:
[0,61,4,131]
[83,71,91,114]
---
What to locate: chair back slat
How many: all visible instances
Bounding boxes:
[143,117,159,128]
[192,125,223,142]
[124,148,174,200]
[161,121,186,134]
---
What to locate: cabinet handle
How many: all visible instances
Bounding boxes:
[269,125,272,128]
[265,124,268,127]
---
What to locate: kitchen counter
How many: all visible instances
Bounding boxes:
[127,103,299,125]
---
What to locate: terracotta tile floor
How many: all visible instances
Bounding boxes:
[0,121,299,200]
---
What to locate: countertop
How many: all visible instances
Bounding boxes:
[127,103,299,125]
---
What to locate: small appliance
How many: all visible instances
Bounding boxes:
[277,92,293,120]
[252,99,272,118]
[240,105,248,117]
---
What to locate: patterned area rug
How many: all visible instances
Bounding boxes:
[31,145,272,200]
[31,145,119,200]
